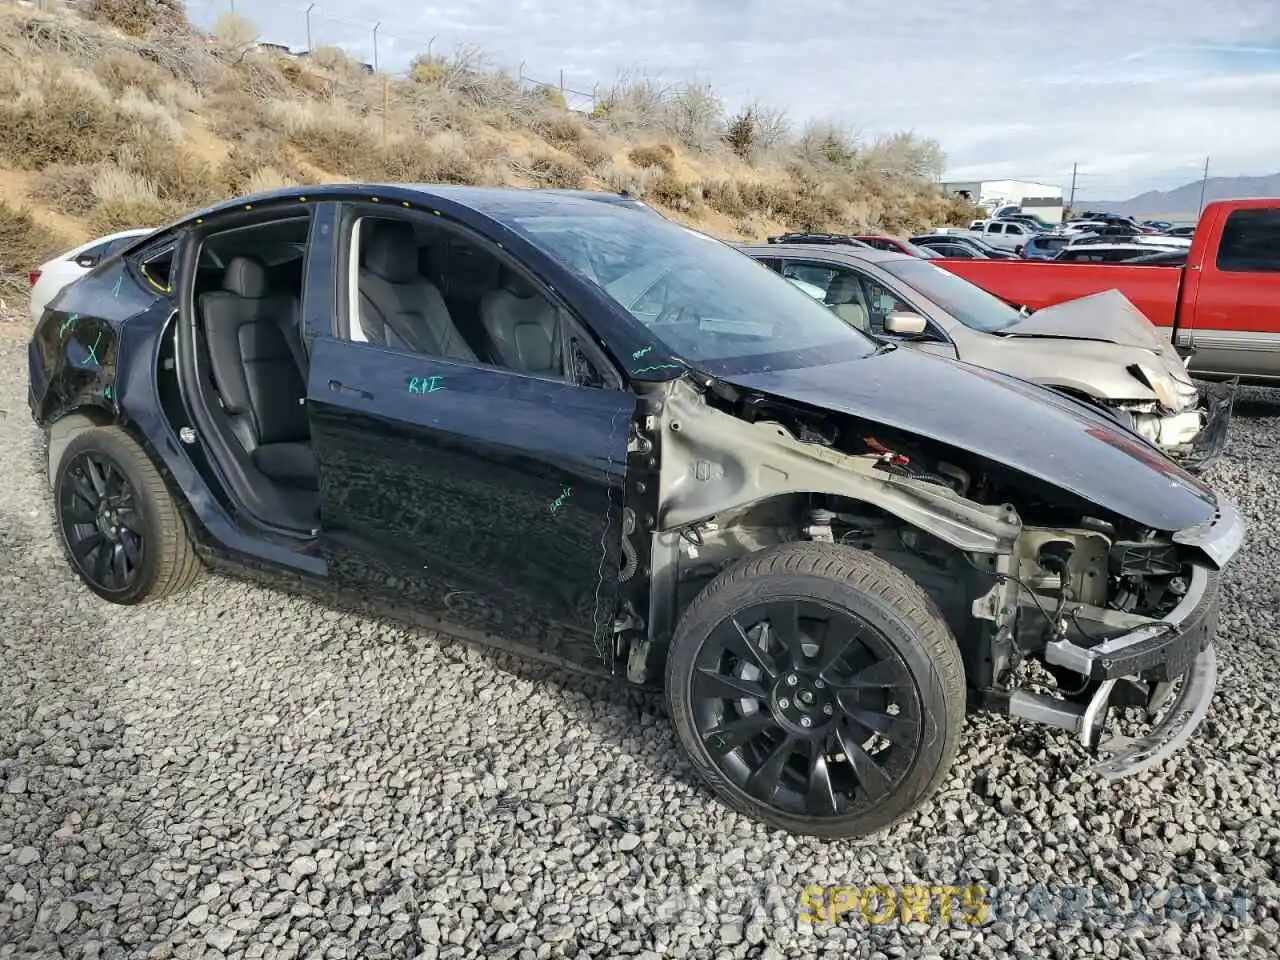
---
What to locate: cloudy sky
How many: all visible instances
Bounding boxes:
[187,0,1280,200]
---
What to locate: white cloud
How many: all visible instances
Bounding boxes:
[188,0,1280,199]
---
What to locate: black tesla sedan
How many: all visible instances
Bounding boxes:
[28,185,1242,839]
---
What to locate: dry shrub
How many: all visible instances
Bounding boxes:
[462,133,508,166]
[628,143,675,173]
[118,88,183,140]
[647,172,700,211]
[700,180,747,218]
[278,104,374,176]
[278,58,327,96]
[93,49,173,99]
[31,163,102,216]
[378,137,481,185]
[82,0,188,38]
[115,137,224,208]
[89,164,177,233]
[219,132,297,193]
[0,75,131,170]
[308,45,360,75]
[244,167,298,194]
[0,202,65,297]
[598,161,653,197]
[535,113,611,168]
[522,152,589,190]
[664,82,723,152]
[206,89,277,143]
[563,134,611,170]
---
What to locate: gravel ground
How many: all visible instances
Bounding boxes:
[1,318,1278,960]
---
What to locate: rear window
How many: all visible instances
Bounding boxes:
[1216,209,1280,272]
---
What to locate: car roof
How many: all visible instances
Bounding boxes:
[737,242,912,266]
[170,184,649,231]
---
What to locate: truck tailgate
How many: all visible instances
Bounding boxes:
[936,260,1184,330]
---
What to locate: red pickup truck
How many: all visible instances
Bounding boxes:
[935,198,1280,384]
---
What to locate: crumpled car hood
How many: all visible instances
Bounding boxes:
[721,346,1218,533]
[1003,289,1186,367]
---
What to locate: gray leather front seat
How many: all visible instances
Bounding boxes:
[479,266,561,376]
[358,221,477,361]
[824,273,871,331]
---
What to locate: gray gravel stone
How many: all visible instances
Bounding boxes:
[2,324,1280,960]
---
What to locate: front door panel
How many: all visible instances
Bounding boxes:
[306,336,635,672]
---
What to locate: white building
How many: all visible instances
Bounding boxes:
[940,179,1065,224]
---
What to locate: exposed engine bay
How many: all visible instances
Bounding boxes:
[619,375,1236,780]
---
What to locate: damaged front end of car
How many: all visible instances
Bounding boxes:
[981,496,1241,778]
[1113,368,1237,475]
[623,364,1243,783]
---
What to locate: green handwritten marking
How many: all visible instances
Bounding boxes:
[548,486,573,514]
[407,375,444,395]
[111,274,123,298]
[632,363,683,375]
[103,385,113,401]
[59,313,79,338]
[83,331,103,367]
[631,345,652,360]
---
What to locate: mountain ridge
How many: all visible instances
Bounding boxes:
[1084,173,1280,219]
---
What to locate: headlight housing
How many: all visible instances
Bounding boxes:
[1130,363,1197,410]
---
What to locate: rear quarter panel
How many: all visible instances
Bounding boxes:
[28,258,166,427]
[935,259,1184,329]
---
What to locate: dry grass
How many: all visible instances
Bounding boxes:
[0,202,64,297]
[0,2,980,280]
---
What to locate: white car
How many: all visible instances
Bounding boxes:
[28,228,154,323]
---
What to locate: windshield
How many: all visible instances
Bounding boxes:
[880,258,1023,332]
[502,207,879,370]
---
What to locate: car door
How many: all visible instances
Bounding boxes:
[304,203,635,671]
[1181,206,1280,380]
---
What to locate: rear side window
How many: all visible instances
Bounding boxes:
[1217,209,1280,272]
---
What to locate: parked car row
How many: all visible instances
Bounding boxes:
[938,197,1280,386]
[742,238,1232,471]
[25,185,1244,840]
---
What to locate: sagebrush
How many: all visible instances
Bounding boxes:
[0,0,978,270]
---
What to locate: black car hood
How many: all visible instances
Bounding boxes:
[722,347,1217,532]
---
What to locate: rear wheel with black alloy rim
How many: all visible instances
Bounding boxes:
[666,541,966,839]
[53,426,202,604]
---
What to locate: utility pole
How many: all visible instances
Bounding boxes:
[1068,162,1078,216]
[372,21,381,72]
[1197,156,1211,215]
[305,3,315,53]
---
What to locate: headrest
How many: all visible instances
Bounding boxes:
[825,273,864,305]
[498,264,536,299]
[362,221,419,283]
[222,256,270,298]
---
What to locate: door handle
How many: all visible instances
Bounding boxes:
[328,379,374,400]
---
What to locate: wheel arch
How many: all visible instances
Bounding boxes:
[45,406,210,550]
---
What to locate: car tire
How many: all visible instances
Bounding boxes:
[52,425,202,604]
[666,541,965,839]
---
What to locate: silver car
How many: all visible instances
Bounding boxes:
[739,243,1233,472]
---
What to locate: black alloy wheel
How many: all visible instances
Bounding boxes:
[58,450,146,594]
[690,598,924,819]
[667,542,965,839]
[51,424,203,604]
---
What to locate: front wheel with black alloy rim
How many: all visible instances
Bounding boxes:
[52,425,202,604]
[666,541,966,839]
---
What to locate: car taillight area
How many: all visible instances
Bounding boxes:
[29,269,41,287]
